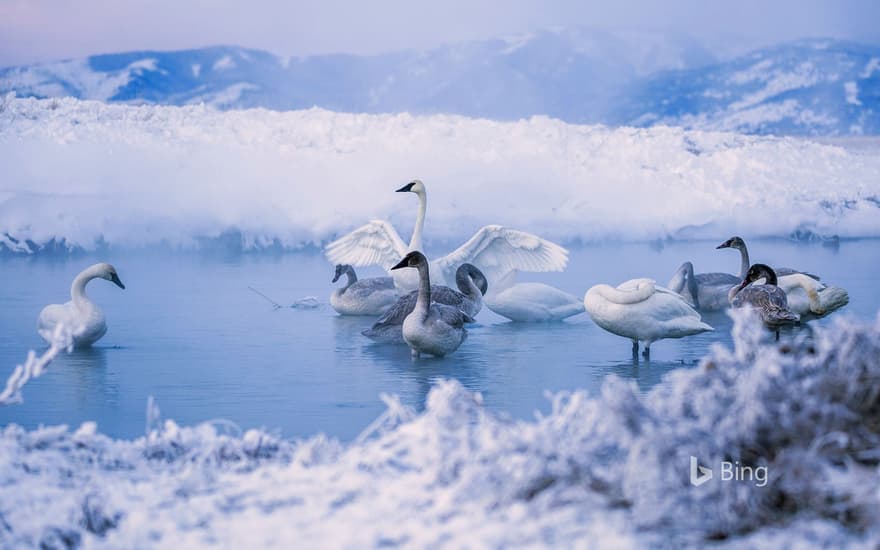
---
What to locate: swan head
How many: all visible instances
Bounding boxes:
[716,236,745,250]
[396,179,426,195]
[736,263,777,292]
[96,263,125,289]
[332,264,352,283]
[391,251,427,270]
[456,263,489,295]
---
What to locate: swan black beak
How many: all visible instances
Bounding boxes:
[390,257,409,270]
[716,242,730,249]
[111,273,125,289]
[331,273,341,283]
[396,182,415,193]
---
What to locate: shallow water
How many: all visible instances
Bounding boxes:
[1,239,878,440]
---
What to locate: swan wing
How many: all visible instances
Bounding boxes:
[436,225,568,286]
[325,220,409,271]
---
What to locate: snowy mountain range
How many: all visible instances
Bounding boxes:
[1,29,878,135]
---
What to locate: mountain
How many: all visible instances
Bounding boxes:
[1,30,878,135]
[621,39,880,135]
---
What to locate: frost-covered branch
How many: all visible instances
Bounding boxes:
[0,324,74,405]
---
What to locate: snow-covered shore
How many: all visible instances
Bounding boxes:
[1,311,879,548]
[2,95,879,254]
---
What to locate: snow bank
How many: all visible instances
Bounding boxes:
[1,311,880,547]
[1,95,879,255]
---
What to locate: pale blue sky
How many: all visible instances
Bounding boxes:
[1,0,878,66]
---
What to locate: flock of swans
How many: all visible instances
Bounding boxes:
[35,179,850,360]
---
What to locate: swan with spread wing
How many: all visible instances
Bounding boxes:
[324,179,568,293]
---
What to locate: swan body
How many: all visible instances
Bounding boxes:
[667,261,740,312]
[37,263,125,348]
[729,264,799,332]
[363,263,486,344]
[584,278,713,357]
[390,251,474,358]
[324,179,568,293]
[485,271,584,322]
[775,273,849,320]
[329,264,399,316]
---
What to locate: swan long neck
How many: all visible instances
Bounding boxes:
[343,266,357,289]
[415,261,431,319]
[738,244,750,279]
[409,190,427,251]
[70,267,100,307]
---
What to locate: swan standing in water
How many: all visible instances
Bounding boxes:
[584,278,712,358]
[329,264,399,316]
[37,263,125,348]
[324,179,568,293]
[363,263,487,344]
[728,263,799,339]
[484,270,584,322]
[390,251,474,358]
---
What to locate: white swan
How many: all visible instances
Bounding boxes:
[324,179,568,292]
[775,273,849,320]
[584,278,713,358]
[329,264,399,316]
[363,263,487,344]
[37,263,125,348]
[484,270,584,322]
[390,251,474,358]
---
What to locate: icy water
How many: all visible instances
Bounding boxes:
[1,239,878,441]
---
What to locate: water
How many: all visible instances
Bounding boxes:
[1,239,878,441]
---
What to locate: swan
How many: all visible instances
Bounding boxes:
[584,278,713,358]
[329,264,399,316]
[324,179,568,293]
[667,261,740,312]
[716,236,819,279]
[484,270,584,322]
[363,263,487,344]
[37,263,125,348]
[774,273,849,320]
[728,263,799,338]
[389,251,474,358]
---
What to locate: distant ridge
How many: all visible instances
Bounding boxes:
[1,30,878,135]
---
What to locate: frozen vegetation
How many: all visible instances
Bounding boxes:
[1,311,879,547]
[1,96,879,255]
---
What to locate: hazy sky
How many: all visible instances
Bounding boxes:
[1,0,878,66]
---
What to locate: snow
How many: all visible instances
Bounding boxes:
[0,96,879,255]
[729,62,821,111]
[192,64,202,78]
[1,311,879,547]
[212,55,236,71]
[845,81,862,106]
[861,58,880,79]
[0,58,160,102]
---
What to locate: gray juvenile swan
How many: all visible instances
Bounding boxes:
[324,179,568,292]
[716,236,819,279]
[38,262,125,348]
[364,263,487,344]
[390,251,474,358]
[729,263,799,339]
[667,261,740,312]
[330,264,399,316]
